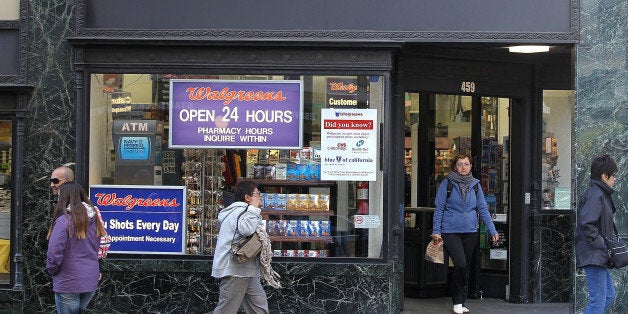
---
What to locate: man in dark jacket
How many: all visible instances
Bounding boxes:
[575,154,618,314]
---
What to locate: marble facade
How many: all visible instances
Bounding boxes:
[1,0,625,312]
[574,0,627,313]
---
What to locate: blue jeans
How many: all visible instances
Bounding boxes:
[583,265,615,314]
[54,291,95,314]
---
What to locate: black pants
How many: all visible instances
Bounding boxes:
[442,232,477,305]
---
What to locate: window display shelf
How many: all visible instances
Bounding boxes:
[270,236,333,243]
[262,210,334,216]
[242,178,337,187]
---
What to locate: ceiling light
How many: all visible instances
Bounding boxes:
[508,45,550,53]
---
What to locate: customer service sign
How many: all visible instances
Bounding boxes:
[320,109,377,181]
[169,80,303,149]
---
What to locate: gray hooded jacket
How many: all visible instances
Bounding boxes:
[211,201,263,278]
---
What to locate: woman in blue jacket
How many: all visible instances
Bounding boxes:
[575,154,618,314]
[431,154,499,314]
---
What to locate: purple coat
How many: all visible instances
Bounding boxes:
[46,213,100,293]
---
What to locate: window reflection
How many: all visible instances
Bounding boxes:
[0,120,12,282]
[89,74,385,258]
[541,90,574,209]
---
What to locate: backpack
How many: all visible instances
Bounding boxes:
[444,178,482,228]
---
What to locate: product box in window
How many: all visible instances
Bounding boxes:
[266,220,278,235]
[277,220,288,236]
[300,147,312,163]
[289,150,300,163]
[269,149,280,164]
[286,194,298,210]
[246,163,255,178]
[253,164,266,179]
[275,163,287,180]
[320,221,331,236]
[298,220,310,236]
[257,149,269,164]
[275,194,287,210]
[286,220,298,236]
[319,195,330,211]
[246,149,259,164]
[279,150,291,163]
[308,220,320,237]
[297,164,309,180]
[308,194,320,210]
[297,194,309,210]
[263,193,276,210]
[312,148,322,163]
[308,163,321,180]
[286,163,299,180]
[263,164,275,179]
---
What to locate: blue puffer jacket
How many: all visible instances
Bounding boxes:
[432,178,497,237]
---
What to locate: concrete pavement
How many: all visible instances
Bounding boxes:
[403,297,572,313]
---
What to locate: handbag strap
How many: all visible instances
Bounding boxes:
[230,204,250,244]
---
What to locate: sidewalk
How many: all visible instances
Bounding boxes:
[403,297,572,313]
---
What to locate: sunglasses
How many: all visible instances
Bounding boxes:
[50,178,61,184]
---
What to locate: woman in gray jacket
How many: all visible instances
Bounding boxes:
[212,180,268,314]
[575,154,619,314]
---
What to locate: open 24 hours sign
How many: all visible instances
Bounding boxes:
[89,185,187,254]
[169,80,303,149]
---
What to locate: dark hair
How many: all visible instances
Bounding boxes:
[233,180,258,202]
[47,182,106,240]
[590,154,617,180]
[450,154,473,171]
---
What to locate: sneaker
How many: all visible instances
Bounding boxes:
[462,306,470,312]
[453,304,463,314]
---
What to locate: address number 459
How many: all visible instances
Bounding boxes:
[460,81,476,93]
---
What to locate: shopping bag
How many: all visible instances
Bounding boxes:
[424,239,444,264]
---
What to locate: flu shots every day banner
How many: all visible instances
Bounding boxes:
[169,80,303,149]
[320,109,378,181]
[89,185,186,254]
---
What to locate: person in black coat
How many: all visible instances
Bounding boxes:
[575,154,619,314]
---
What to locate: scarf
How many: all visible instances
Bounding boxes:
[448,171,474,202]
[257,227,282,289]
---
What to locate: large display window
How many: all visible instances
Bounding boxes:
[88,74,385,258]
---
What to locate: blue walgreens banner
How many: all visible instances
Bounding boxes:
[89,185,187,254]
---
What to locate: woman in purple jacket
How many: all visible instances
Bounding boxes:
[46,182,107,313]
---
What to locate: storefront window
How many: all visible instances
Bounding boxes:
[89,74,385,258]
[541,90,574,209]
[0,120,11,282]
[0,0,20,20]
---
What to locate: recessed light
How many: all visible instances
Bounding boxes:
[508,45,550,53]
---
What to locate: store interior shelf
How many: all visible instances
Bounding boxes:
[261,210,334,216]
[240,178,337,187]
[270,236,333,243]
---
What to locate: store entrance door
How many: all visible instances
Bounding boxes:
[403,92,512,299]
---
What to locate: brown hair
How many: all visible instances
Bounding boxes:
[47,182,107,240]
[450,154,473,171]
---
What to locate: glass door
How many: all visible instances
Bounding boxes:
[404,92,512,297]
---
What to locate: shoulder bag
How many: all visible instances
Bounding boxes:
[604,223,628,268]
[230,205,262,263]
